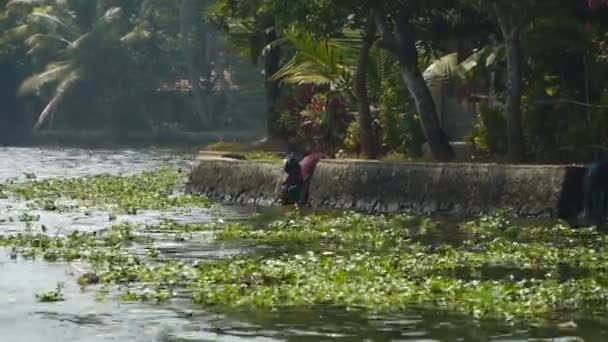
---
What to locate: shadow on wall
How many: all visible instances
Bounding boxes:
[557,166,586,225]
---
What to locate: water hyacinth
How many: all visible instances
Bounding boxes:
[4,169,608,326]
[8,167,212,212]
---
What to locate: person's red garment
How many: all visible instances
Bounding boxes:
[300,153,323,181]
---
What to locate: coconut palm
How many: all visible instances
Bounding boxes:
[8,0,152,131]
[271,24,498,158]
[270,26,382,157]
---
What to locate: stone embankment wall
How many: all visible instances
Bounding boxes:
[186,157,586,220]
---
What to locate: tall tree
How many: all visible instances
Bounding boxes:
[260,14,282,138]
[354,14,378,159]
[470,0,585,161]
[371,3,455,161]
[489,2,529,162]
[209,0,285,139]
[178,0,210,127]
[217,0,462,160]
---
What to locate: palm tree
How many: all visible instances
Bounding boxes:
[271,24,496,159]
[9,0,152,131]
[271,26,380,157]
[271,28,357,88]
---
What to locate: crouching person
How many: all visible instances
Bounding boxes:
[281,145,304,206]
[280,148,324,208]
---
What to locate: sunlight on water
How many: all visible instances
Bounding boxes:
[0,147,606,341]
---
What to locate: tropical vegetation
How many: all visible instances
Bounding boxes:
[1,0,608,163]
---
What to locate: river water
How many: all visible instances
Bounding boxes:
[0,146,603,341]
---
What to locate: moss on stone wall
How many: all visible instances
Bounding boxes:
[186,157,585,220]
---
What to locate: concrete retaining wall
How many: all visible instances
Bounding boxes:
[186,157,586,219]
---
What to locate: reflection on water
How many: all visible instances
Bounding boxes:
[0,146,195,183]
[0,146,607,341]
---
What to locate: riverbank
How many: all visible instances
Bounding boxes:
[186,156,585,220]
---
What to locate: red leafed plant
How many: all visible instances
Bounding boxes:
[277,84,351,156]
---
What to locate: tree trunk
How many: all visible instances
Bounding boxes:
[262,16,282,139]
[493,3,526,162]
[504,36,525,161]
[178,0,209,128]
[354,14,377,159]
[373,9,455,162]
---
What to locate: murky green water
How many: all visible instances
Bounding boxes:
[0,146,607,341]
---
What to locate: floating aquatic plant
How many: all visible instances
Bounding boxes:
[9,168,212,212]
[36,283,65,302]
[3,206,608,325]
[122,287,172,304]
[17,212,40,222]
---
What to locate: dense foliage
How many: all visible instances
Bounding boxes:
[1,0,608,162]
[0,0,265,140]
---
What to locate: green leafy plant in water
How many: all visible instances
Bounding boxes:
[5,210,608,325]
[122,287,171,304]
[9,168,213,212]
[216,211,424,250]
[147,220,220,233]
[36,283,65,302]
[18,212,40,222]
[203,211,608,324]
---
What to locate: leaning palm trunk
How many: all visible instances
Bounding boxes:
[178,0,209,127]
[33,73,79,132]
[373,8,455,162]
[354,14,377,159]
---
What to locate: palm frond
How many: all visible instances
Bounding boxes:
[28,12,66,29]
[24,32,70,55]
[222,19,266,63]
[423,52,459,91]
[3,23,31,41]
[272,56,340,86]
[121,20,153,44]
[366,45,394,98]
[101,7,123,24]
[422,46,504,92]
[7,0,45,9]
[271,27,357,87]
[332,28,365,50]
[33,69,81,131]
[18,60,76,95]
[66,32,90,52]
[25,32,71,46]
[260,36,287,57]
[7,0,46,4]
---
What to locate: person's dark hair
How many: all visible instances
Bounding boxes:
[287,141,298,154]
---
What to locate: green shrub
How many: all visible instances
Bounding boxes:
[465,102,507,159]
[378,79,425,157]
